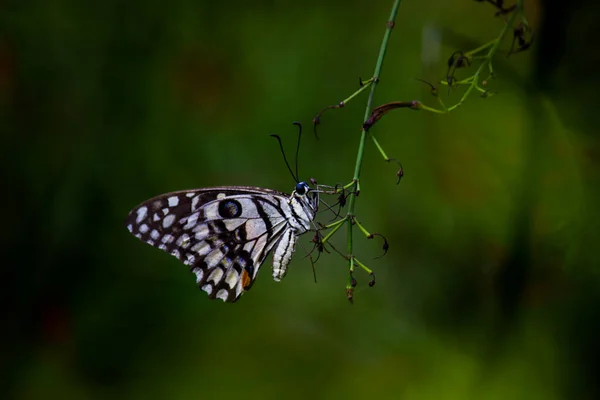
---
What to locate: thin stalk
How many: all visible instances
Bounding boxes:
[342,78,375,104]
[464,39,496,57]
[346,0,402,257]
[321,217,348,246]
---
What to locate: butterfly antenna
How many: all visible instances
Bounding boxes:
[270,134,299,183]
[292,121,302,182]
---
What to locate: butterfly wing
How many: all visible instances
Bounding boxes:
[125,187,292,302]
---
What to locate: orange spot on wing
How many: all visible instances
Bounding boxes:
[241,269,252,289]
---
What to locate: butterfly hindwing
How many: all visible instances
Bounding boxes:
[125,187,301,302]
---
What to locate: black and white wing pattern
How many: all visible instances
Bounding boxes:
[125,183,319,302]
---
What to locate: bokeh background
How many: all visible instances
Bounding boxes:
[3,0,600,398]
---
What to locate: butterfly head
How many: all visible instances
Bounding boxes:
[293,181,319,211]
[295,181,309,195]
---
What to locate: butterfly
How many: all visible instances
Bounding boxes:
[125,181,319,302]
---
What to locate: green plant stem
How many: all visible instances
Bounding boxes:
[342,78,374,104]
[422,0,523,114]
[464,39,495,57]
[346,0,402,259]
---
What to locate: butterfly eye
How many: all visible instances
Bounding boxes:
[295,182,308,195]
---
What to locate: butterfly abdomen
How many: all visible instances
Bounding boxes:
[272,229,298,281]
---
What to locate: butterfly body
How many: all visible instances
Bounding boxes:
[125,183,318,302]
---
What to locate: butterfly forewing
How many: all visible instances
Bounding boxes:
[125,186,315,302]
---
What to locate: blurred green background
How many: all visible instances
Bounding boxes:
[3,0,600,398]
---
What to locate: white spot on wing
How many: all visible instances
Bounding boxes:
[205,203,218,220]
[183,212,199,230]
[190,241,211,256]
[150,229,160,240]
[225,270,239,289]
[176,234,190,248]
[193,267,204,283]
[158,244,167,250]
[206,249,224,268]
[162,234,175,244]
[127,224,133,232]
[162,214,176,229]
[135,206,148,224]
[139,224,149,233]
[193,224,209,238]
[216,289,229,301]
[191,196,200,211]
[217,193,226,199]
[153,213,161,222]
[201,284,213,295]
[168,196,180,207]
[184,254,196,266]
[186,192,196,198]
[171,249,181,259]
[208,267,224,284]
